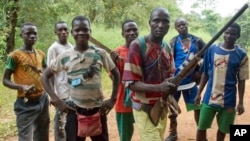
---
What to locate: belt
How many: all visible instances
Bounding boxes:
[132,102,153,113]
[18,96,41,103]
[73,104,100,116]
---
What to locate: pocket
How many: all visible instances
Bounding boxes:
[77,112,102,137]
[14,98,25,113]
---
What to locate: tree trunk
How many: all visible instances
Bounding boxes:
[5,0,19,58]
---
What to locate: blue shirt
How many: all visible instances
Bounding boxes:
[201,44,249,108]
[174,34,199,85]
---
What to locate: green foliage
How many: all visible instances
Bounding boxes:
[0,27,10,62]
[16,0,63,52]
[3,0,247,61]
[237,5,250,48]
[201,10,222,36]
[191,0,217,10]
[0,79,17,139]
[0,0,17,61]
[182,12,205,33]
[182,0,223,37]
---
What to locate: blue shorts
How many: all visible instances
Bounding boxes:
[173,85,200,111]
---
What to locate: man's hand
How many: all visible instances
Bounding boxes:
[50,99,76,113]
[237,103,245,115]
[192,71,201,85]
[194,94,201,106]
[99,98,116,115]
[22,84,36,96]
[160,78,177,94]
[110,51,123,62]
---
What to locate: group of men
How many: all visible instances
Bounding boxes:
[2,6,248,141]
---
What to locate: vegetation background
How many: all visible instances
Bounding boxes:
[0,0,250,140]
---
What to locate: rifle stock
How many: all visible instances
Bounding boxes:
[149,3,249,126]
[89,36,123,61]
[89,36,112,53]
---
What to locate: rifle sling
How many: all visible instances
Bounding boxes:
[141,103,163,126]
[132,102,152,114]
[141,103,153,114]
[138,37,167,70]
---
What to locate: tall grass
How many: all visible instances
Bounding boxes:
[0,76,17,139]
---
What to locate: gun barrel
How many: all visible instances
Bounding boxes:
[197,3,249,58]
[172,3,249,85]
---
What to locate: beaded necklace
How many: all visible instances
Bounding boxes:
[21,48,42,73]
[178,36,191,54]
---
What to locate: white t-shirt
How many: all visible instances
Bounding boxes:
[47,41,73,99]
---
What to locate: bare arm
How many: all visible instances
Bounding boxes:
[197,72,208,95]
[237,79,245,115]
[47,47,56,87]
[129,81,161,93]
[109,67,120,101]
[41,68,72,112]
[194,72,208,105]
[41,68,59,101]
[129,78,177,94]
[99,67,120,115]
[3,69,31,91]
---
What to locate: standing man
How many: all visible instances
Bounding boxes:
[165,17,205,141]
[2,22,50,141]
[194,23,248,141]
[47,21,73,141]
[42,16,120,141]
[122,7,177,141]
[111,19,139,141]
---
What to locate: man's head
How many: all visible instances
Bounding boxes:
[223,23,241,44]
[20,22,38,47]
[175,18,188,36]
[71,16,91,45]
[149,7,170,39]
[54,21,69,44]
[121,19,139,46]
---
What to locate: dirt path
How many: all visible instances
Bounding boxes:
[4,80,250,141]
[88,81,250,141]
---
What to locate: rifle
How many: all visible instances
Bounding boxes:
[149,3,249,126]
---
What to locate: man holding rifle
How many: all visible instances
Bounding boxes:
[122,7,177,141]
[194,23,249,141]
[165,17,205,141]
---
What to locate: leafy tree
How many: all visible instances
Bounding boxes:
[237,9,250,49]
[192,0,217,11]
[231,0,250,49]
[201,9,222,36]
[3,0,242,62]
[182,12,205,32]
[0,0,19,61]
